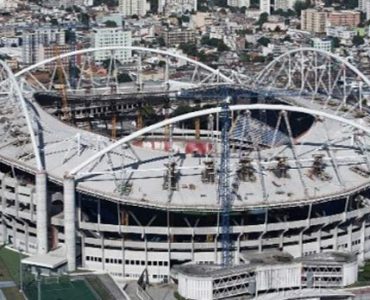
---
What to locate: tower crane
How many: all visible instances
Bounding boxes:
[54,46,70,121]
[219,97,232,267]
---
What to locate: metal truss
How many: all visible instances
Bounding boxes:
[9,46,233,95]
[254,48,370,115]
[0,60,43,171]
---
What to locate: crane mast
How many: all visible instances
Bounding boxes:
[54,46,69,121]
[219,98,232,267]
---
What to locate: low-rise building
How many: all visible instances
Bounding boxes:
[312,37,332,52]
[328,10,360,28]
[162,29,196,46]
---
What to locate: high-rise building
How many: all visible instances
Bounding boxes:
[92,27,132,62]
[22,28,66,66]
[260,0,271,14]
[359,0,370,20]
[118,0,149,17]
[301,9,327,33]
[160,0,198,14]
[227,0,250,8]
[274,0,296,11]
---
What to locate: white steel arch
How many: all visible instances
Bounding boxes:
[13,46,233,84]
[0,60,43,171]
[254,48,370,111]
[256,47,370,87]
[69,103,370,177]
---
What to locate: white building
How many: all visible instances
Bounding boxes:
[174,252,358,300]
[118,0,149,17]
[227,0,250,8]
[326,26,356,40]
[312,37,332,52]
[92,27,132,62]
[274,0,296,11]
[359,0,370,20]
[260,0,271,14]
[159,0,197,14]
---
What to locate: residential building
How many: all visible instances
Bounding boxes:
[227,0,250,8]
[326,26,357,40]
[92,27,132,62]
[328,10,360,27]
[260,0,271,14]
[274,0,296,11]
[118,0,149,17]
[34,44,76,70]
[312,37,332,52]
[22,27,66,65]
[160,0,198,14]
[301,9,327,33]
[359,0,370,20]
[162,29,196,46]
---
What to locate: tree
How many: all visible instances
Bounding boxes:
[117,73,132,83]
[104,20,117,27]
[294,0,312,17]
[179,43,198,57]
[257,36,271,47]
[331,37,340,49]
[256,12,268,26]
[352,34,365,47]
[80,12,90,27]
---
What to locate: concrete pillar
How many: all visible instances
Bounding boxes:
[299,231,303,256]
[81,232,85,268]
[317,228,322,253]
[359,221,366,264]
[12,218,16,248]
[64,176,76,272]
[333,226,338,251]
[101,233,105,271]
[36,171,48,254]
[348,223,353,252]
[15,180,19,218]
[122,237,125,278]
[1,217,6,244]
[1,174,7,244]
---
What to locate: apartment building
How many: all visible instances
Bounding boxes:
[301,9,327,33]
[92,27,132,62]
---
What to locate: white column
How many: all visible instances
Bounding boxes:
[359,221,366,264]
[348,223,353,252]
[64,176,76,272]
[36,171,48,254]
[1,174,7,244]
[333,226,338,251]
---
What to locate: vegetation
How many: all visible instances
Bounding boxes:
[256,12,269,26]
[85,276,115,300]
[201,36,230,52]
[117,73,132,83]
[179,43,199,57]
[332,37,340,49]
[352,34,365,47]
[257,36,271,47]
[104,20,117,27]
[294,0,312,17]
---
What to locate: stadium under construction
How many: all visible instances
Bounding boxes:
[0,47,370,299]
